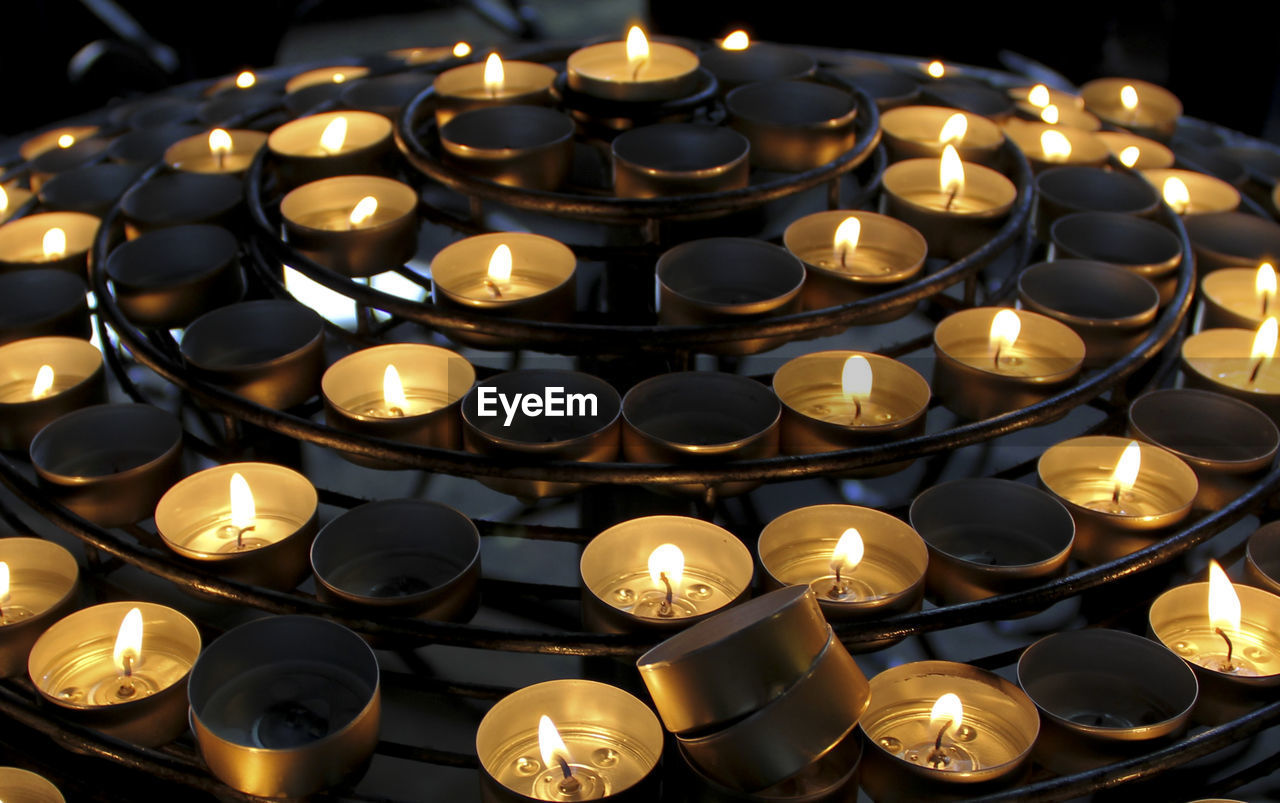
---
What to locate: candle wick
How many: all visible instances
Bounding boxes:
[1250,358,1264,384]
[944,186,958,212]
[1264,295,1270,317]
[928,719,953,768]
[993,344,1003,370]
[236,525,256,550]
[1216,626,1235,670]
[631,57,647,81]
[483,278,503,299]
[555,756,580,794]
[121,653,135,679]
[215,150,225,171]
[851,397,861,422]
[1112,483,1122,505]
[828,567,846,600]
[388,405,405,417]
[658,571,674,617]
[839,245,849,270]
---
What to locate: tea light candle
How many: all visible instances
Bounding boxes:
[880,146,1017,260]
[388,42,472,65]
[121,172,243,238]
[19,126,98,161]
[1097,130,1176,169]
[0,336,105,450]
[1007,83,1083,112]
[1201,262,1278,330]
[439,105,577,192]
[1037,436,1197,565]
[782,210,928,318]
[932,307,1085,420]
[1184,211,1280,275]
[267,111,394,189]
[0,538,79,678]
[0,182,34,225]
[0,211,100,276]
[579,516,753,633]
[879,106,1005,165]
[725,80,858,172]
[280,175,419,278]
[566,26,701,102]
[1014,99,1100,131]
[27,139,110,193]
[611,123,750,198]
[0,767,64,803]
[1002,120,1108,171]
[104,224,242,329]
[163,128,268,174]
[27,601,200,747]
[432,52,557,126]
[698,30,816,92]
[283,65,369,94]
[1033,166,1160,240]
[1141,168,1241,216]
[476,679,663,802]
[1181,320,1280,422]
[0,269,91,346]
[1050,211,1183,305]
[154,462,319,590]
[1081,77,1182,140]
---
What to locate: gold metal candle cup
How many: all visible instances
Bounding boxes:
[19,126,99,161]
[1014,102,1100,131]
[656,238,805,355]
[106,123,202,165]
[1007,85,1083,111]
[1097,130,1175,169]
[27,601,200,748]
[772,351,929,476]
[310,499,481,630]
[322,342,475,466]
[674,731,862,803]
[189,615,381,799]
[432,59,557,126]
[0,538,79,678]
[909,479,1074,607]
[154,462,319,590]
[612,123,750,198]
[0,767,64,803]
[621,372,781,498]
[1150,581,1280,725]
[339,73,434,120]
[836,71,919,112]
[284,65,370,94]
[1034,166,1160,239]
[280,175,419,278]
[879,106,1004,165]
[1038,436,1197,566]
[1180,328,1280,424]
[180,300,326,410]
[699,43,816,93]
[566,39,701,102]
[431,231,577,350]
[1081,77,1182,140]
[580,515,753,634]
[28,139,111,193]
[439,106,576,192]
[1016,629,1198,776]
[757,506,927,636]
[267,110,395,189]
[1050,212,1183,305]
[476,679,663,803]
[0,270,91,346]
[919,81,1014,122]
[30,404,184,528]
[0,184,34,225]
[38,162,147,218]
[1002,120,1108,172]
[105,224,243,328]
[120,173,243,238]
[637,586,831,735]
[880,158,1016,261]
[931,307,1085,421]
[1247,522,1280,595]
[1201,267,1280,330]
[1184,212,1280,275]
[163,129,267,175]
[461,369,621,500]
[0,211,100,277]
[726,81,857,172]
[677,630,870,793]
[1017,260,1160,369]
[858,660,1039,802]
[782,211,927,321]
[1140,168,1240,216]
[0,336,106,451]
[1128,388,1279,512]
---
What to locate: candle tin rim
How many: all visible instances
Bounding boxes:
[28,600,201,712]
[438,105,576,157]
[0,268,89,330]
[1050,211,1183,276]
[283,65,370,94]
[1017,260,1160,330]
[181,300,325,373]
[880,105,1005,149]
[0,536,81,618]
[621,371,781,452]
[772,350,931,433]
[461,369,621,449]
[611,123,751,180]
[1139,167,1242,214]
[432,58,557,100]
[266,110,393,159]
[0,336,104,409]
[725,80,858,131]
[30,403,184,485]
[933,307,1087,382]
[1128,388,1280,469]
[782,210,929,286]
[320,342,476,423]
[657,237,806,313]
[1149,581,1280,682]
[0,767,65,802]
[104,223,238,289]
[430,231,576,301]
[279,174,419,237]
[1247,524,1280,595]
[0,211,101,261]
[162,128,268,172]
[881,157,1017,220]
[1037,435,1199,520]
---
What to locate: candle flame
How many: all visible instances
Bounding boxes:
[1119,145,1141,168]
[229,472,255,532]
[1027,84,1051,108]
[383,364,408,411]
[43,227,67,260]
[842,354,872,399]
[208,128,233,158]
[319,116,348,155]
[1252,317,1278,363]
[1040,129,1072,161]
[1208,559,1242,637]
[538,715,573,772]
[235,71,256,89]
[830,528,865,577]
[833,216,860,266]
[484,53,505,94]
[453,42,471,58]
[30,364,54,399]
[0,186,8,215]
[722,30,750,50]
[989,309,1021,355]
[626,26,650,72]
[0,561,9,605]
[939,144,964,198]
[1257,263,1276,308]
[331,72,347,84]
[487,243,513,284]
[1120,84,1139,111]
[930,693,964,734]
[57,134,75,149]
[1162,176,1190,214]
[938,113,968,146]
[112,607,143,676]
[926,60,945,78]
[349,196,378,227]
[1040,104,1060,125]
[1111,440,1143,497]
[648,543,684,589]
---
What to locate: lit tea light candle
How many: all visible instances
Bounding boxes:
[1081,77,1181,139]
[18,126,98,161]
[880,106,1004,164]
[1097,130,1175,169]
[236,70,255,88]
[1009,83,1082,111]
[0,182,34,225]
[1016,93,1100,131]
[1181,318,1280,422]
[1003,120,1108,171]
[267,110,394,189]
[283,65,369,94]
[280,175,418,277]
[163,127,268,174]
[697,29,815,92]
[0,538,79,678]
[1142,168,1241,216]
[925,60,945,79]
[387,42,472,65]
[1200,262,1278,330]
[0,336,105,450]
[432,51,556,126]
[0,767,64,803]
[0,211,99,275]
[566,25,701,102]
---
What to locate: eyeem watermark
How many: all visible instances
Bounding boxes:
[474,386,598,426]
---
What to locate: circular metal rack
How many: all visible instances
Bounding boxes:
[1,35,1279,803]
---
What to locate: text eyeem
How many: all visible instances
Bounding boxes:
[475,386,599,426]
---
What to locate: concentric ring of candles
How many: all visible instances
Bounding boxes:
[565,25,701,103]
[163,127,268,175]
[432,52,557,126]
[1142,168,1241,216]
[1181,317,1280,422]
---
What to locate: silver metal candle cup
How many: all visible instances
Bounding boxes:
[1002,120,1108,173]
[565,38,702,103]
[656,238,805,355]
[189,615,381,799]
[920,81,1014,122]
[782,211,927,321]
[1038,436,1197,566]
[909,479,1074,607]
[30,404,183,528]
[0,767,64,803]
[699,43,816,93]
[1081,77,1181,140]
[439,106,575,191]
[105,224,243,328]
[581,516,754,635]
[1184,212,1280,275]
[340,73,434,120]
[1050,211,1183,305]
[0,538,79,678]
[321,342,476,466]
[0,270,90,346]
[19,126,99,162]
[180,300,325,410]
[267,110,395,190]
[1097,130,1176,169]
[280,175,419,278]
[0,211,100,277]
[879,106,1004,165]
[461,369,620,499]
[676,630,870,793]
[1016,629,1197,776]
[726,81,857,173]
[28,139,110,193]
[311,500,481,634]
[0,336,106,451]
[1034,166,1160,239]
[612,124,750,198]
[1128,388,1278,513]
[432,59,557,127]
[37,162,148,217]
[880,157,1016,261]
[621,371,780,498]
[163,129,268,175]
[1200,267,1280,331]
[120,173,243,239]
[1017,260,1160,369]
[836,71,920,112]
[674,731,862,803]
[637,586,831,735]
[106,123,202,165]
[1140,168,1241,216]
[28,601,200,748]
[1246,522,1280,595]
[1180,327,1280,425]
